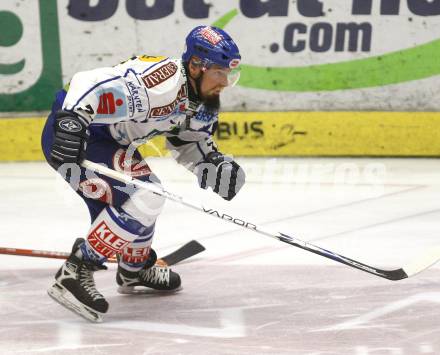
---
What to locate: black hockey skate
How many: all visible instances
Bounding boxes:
[116,249,182,294]
[47,238,109,323]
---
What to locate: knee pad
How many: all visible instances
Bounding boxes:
[122,185,166,227]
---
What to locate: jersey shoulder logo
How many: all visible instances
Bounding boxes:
[142,61,178,89]
[97,92,124,114]
[94,88,127,119]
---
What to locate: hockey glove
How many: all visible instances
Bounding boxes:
[50,110,90,168]
[195,151,245,201]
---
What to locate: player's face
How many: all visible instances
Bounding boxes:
[188,59,240,110]
[199,64,230,99]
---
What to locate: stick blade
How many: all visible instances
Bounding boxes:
[402,246,440,278]
[382,268,408,281]
[160,240,205,266]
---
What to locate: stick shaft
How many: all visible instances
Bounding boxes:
[0,247,117,263]
[82,159,439,281]
[0,240,205,266]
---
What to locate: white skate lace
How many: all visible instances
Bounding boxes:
[141,266,169,286]
[79,268,104,301]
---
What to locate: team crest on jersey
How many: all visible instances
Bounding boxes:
[149,84,187,118]
[113,149,152,177]
[142,62,178,89]
[95,88,127,119]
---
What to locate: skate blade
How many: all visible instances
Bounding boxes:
[47,282,104,323]
[117,285,182,295]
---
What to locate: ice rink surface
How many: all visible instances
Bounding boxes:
[1,157,439,355]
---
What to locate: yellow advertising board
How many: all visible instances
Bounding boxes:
[1,112,440,161]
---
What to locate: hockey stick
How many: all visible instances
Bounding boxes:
[0,240,205,267]
[82,159,440,281]
[160,240,205,265]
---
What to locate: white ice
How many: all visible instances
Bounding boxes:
[1,157,439,354]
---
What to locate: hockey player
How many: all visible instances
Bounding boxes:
[41,25,245,322]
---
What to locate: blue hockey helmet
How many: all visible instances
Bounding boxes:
[182,26,241,85]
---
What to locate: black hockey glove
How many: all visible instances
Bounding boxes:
[195,152,245,201]
[50,110,90,168]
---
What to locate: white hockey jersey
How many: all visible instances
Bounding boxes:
[62,55,219,171]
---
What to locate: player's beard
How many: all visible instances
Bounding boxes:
[202,93,220,111]
[196,75,220,111]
